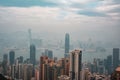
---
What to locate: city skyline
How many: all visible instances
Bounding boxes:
[1,44,120,80]
[0,31,119,62]
[0,33,120,80]
[0,0,120,56]
[0,0,120,80]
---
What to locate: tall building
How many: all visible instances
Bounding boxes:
[44,49,53,59]
[44,50,53,59]
[97,59,105,74]
[48,50,53,59]
[11,64,16,79]
[106,55,112,74]
[113,48,119,70]
[35,68,39,80]
[23,64,34,80]
[65,33,70,54]
[3,54,8,62]
[82,68,91,80]
[39,56,48,80]
[2,54,8,75]
[30,44,36,66]
[42,64,49,80]
[69,50,82,80]
[9,51,15,65]
[19,56,23,63]
[48,65,57,80]
[17,64,23,79]
[59,58,70,76]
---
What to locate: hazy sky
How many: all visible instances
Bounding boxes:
[0,0,120,41]
[0,0,120,62]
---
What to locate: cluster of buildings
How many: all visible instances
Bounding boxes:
[0,33,82,80]
[86,48,119,75]
[0,48,82,80]
[79,48,120,80]
[0,32,120,80]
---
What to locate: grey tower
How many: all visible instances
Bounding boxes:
[9,51,15,65]
[30,44,36,66]
[65,33,70,53]
[113,48,119,70]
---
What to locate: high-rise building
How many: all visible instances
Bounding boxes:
[3,54,8,62]
[113,48,119,70]
[23,64,34,80]
[48,66,57,80]
[69,50,82,80]
[19,56,23,63]
[97,59,105,74]
[44,49,53,59]
[35,68,39,80]
[11,64,16,79]
[39,56,48,80]
[42,64,49,80]
[82,68,91,80]
[9,51,15,65]
[59,58,69,76]
[93,58,98,73]
[30,44,36,66]
[65,33,70,54]
[48,50,53,59]
[106,55,112,74]
[2,54,8,75]
[17,64,23,79]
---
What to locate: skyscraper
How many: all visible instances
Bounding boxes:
[65,33,70,54]
[19,56,23,63]
[39,56,48,80]
[2,54,8,75]
[69,50,82,80]
[45,49,53,59]
[48,50,53,59]
[97,59,105,74]
[113,48,119,70]
[30,44,36,66]
[23,64,34,80]
[9,51,15,65]
[3,54,8,62]
[106,55,112,74]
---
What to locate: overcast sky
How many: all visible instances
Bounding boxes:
[0,0,120,42]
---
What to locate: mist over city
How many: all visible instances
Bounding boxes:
[0,0,120,80]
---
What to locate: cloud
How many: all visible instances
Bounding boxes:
[0,0,120,50]
[77,10,106,17]
[96,2,120,12]
[95,0,120,19]
[0,5,119,44]
[0,0,57,7]
[0,0,120,18]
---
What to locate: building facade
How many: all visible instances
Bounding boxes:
[9,51,15,65]
[113,48,119,71]
[69,50,82,80]
[30,44,36,66]
[65,33,70,54]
